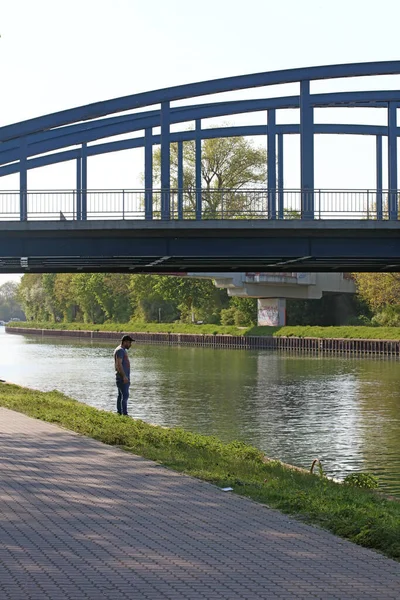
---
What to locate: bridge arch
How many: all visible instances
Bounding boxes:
[0,60,399,221]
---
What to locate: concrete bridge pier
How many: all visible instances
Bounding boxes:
[257,298,286,326]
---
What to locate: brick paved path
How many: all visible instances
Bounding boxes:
[0,408,399,600]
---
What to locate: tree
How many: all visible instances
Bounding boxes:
[153,276,229,323]
[41,273,62,321]
[54,273,80,322]
[72,274,109,323]
[229,297,258,326]
[129,275,179,322]
[17,274,48,321]
[95,274,132,322]
[352,273,400,311]
[0,281,18,302]
[0,281,25,321]
[129,274,229,323]
[152,133,267,218]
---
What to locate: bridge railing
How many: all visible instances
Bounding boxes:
[0,189,396,221]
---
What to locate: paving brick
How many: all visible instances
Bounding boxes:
[0,407,399,600]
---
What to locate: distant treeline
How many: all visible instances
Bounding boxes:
[16,273,256,326]
[14,273,365,327]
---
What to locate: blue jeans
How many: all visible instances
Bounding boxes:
[116,379,130,415]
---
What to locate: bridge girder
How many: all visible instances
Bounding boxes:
[1,220,400,274]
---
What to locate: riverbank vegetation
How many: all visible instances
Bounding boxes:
[9,271,400,330]
[7,320,400,340]
[0,281,25,322]
[13,272,367,328]
[0,383,398,561]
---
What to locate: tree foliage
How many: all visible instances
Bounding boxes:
[0,281,25,321]
[16,273,232,325]
[352,273,400,311]
[18,274,48,321]
[129,274,229,323]
[152,134,267,218]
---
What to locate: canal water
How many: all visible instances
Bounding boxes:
[1,327,399,496]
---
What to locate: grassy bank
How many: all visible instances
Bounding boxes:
[0,382,399,561]
[7,321,400,340]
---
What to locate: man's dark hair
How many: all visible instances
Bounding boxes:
[121,335,134,343]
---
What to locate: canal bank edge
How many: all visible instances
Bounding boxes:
[0,385,399,563]
[5,326,400,356]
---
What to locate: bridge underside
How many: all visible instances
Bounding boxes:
[1,220,400,274]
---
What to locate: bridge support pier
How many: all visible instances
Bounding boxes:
[257,298,286,326]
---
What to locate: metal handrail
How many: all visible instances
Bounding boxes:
[0,188,398,221]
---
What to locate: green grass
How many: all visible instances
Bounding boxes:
[265,325,400,340]
[0,382,399,562]
[8,321,244,336]
[8,321,400,340]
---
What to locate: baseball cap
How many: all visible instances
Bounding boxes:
[121,335,135,343]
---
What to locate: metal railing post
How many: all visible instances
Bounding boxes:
[318,189,321,219]
[76,155,82,221]
[277,133,284,219]
[300,81,315,220]
[195,120,202,220]
[267,110,276,219]
[81,142,87,221]
[19,137,28,221]
[376,135,383,220]
[388,103,398,220]
[144,128,153,220]
[177,140,183,220]
[160,102,171,220]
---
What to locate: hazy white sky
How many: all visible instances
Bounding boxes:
[1,0,400,283]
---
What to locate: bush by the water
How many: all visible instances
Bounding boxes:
[344,473,379,489]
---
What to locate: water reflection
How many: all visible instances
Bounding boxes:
[1,327,399,496]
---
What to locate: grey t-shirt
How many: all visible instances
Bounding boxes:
[113,345,130,380]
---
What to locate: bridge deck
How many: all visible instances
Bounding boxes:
[1,219,400,272]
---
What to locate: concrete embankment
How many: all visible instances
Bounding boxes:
[6,326,400,356]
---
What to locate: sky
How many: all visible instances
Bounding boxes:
[1,0,400,284]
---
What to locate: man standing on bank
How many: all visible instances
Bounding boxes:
[114,335,134,416]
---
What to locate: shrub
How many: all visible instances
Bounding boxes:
[346,315,373,326]
[234,309,251,326]
[343,473,379,489]
[372,304,400,327]
[220,307,236,326]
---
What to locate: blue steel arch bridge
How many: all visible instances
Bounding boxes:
[1,60,400,273]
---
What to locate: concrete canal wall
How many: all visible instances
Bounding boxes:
[6,327,400,356]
